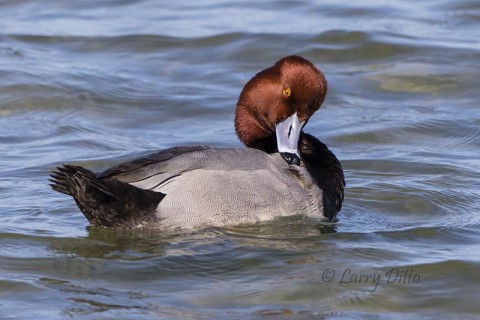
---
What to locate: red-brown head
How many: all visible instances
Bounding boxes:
[235,55,327,164]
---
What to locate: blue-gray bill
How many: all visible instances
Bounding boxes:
[275,112,305,165]
[280,152,301,165]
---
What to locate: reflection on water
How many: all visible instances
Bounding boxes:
[0,0,479,319]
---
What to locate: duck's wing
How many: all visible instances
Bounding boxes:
[49,146,212,227]
[97,146,211,191]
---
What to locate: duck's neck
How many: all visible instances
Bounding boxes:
[299,133,345,220]
[248,132,345,220]
[247,135,277,153]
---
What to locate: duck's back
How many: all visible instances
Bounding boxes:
[99,146,324,229]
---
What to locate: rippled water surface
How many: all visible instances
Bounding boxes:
[1,1,479,319]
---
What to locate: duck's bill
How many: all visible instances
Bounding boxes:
[275,112,305,165]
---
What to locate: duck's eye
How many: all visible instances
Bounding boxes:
[282,87,291,97]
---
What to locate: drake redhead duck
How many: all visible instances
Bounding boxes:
[50,56,345,229]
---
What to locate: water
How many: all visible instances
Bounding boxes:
[1,0,479,318]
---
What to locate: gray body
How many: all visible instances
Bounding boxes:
[109,147,324,229]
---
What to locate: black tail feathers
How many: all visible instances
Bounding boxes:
[50,164,164,227]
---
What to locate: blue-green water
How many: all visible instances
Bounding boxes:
[1,1,479,319]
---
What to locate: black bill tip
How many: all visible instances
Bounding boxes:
[280,152,301,166]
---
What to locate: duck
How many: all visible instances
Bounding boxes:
[50,55,345,229]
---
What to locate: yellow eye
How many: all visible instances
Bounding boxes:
[282,87,291,97]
